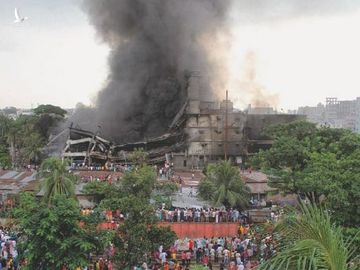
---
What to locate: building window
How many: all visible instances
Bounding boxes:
[183,160,187,167]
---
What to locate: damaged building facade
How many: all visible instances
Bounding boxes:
[62,76,303,169]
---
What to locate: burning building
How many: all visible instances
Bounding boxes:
[60,0,305,167]
[62,75,303,169]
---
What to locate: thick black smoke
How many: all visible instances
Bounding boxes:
[72,0,230,142]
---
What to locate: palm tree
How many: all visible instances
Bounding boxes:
[24,132,44,165]
[199,160,250,209]
[259,203,358,270]
[38,157,77,204]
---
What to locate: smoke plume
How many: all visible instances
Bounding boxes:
[236,51,279,108]
[71,0,230,142]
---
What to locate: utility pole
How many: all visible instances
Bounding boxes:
[224,90,228,160]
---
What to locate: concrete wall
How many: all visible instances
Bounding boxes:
[185,112,247,158]
[171,99,303,169]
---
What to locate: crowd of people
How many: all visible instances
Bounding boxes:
[81,206,251,225]
[70,162,132,173]
[92,257,114,270]
[131,223,277,270]
[78,174,121,183]
[0,227,21,270]
[155,207,248,224]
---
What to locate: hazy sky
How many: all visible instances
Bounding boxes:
[1,0,360,110]
[0,0,108,109]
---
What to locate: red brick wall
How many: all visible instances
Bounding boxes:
[159,222,239,238]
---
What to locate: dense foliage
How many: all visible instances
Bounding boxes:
[0,104,66,168]
[251,121,360,228]
[14,193,105,270]
[84,165,176,268]
[38,157,78,204]
[198,160,250,209]
[259,203,359,270]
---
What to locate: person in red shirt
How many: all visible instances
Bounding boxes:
[188,239,194,251]
[107,260,113,270]
[202,254,209,266]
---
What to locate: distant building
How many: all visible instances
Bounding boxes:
[17,109,34,117]
[297,103,325,124]
[356,98,360,133]
[246,104,277,115]
[240,171,275,202]
[297,97,360,133]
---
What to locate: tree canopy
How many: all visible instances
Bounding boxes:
[33,104,67,117]
[128,148,149,167]
[0,104,67,168]
[14,193,103,270]
[259,203,358,270]
[198,160,250,209]
[38,157,77,204]
[83,165,176,268]
[251,121,360,227]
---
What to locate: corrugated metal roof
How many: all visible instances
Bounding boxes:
[241,171,268,183]
[0,171,20,179]
[0,170,38,194]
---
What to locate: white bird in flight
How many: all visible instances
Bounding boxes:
[14,8,28,23]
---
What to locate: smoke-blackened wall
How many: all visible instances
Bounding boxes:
[73,0,230,142]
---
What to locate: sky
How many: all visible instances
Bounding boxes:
[1,0,360,110]
[0,0,108,109]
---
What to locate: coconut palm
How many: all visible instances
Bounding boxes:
[24,132,44,165]
[200,160,250,208]
[259,203,358,270]
[38,157,77,204]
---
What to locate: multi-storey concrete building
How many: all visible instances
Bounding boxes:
[298,97,360,133]
[62,76,303,169]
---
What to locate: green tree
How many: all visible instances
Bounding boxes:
[33,104,67,117]
[121,165,157,198]
[152,182,178,208]
[128,148,149,167]
[259,203,358,270]
[197,180,216,201]
[33,105,67,140]
[147,225,177,252]
[198,160,250,209]
[23,132,44,164]
[82,180,119,204]
[0,144,11,168]
[14,193,101,270]
[0,105,66,168]
[38,157,77,204]
[111,195,176,268]
[3,114,46,167]
[252,121,360,227]
[91,165,176,269]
